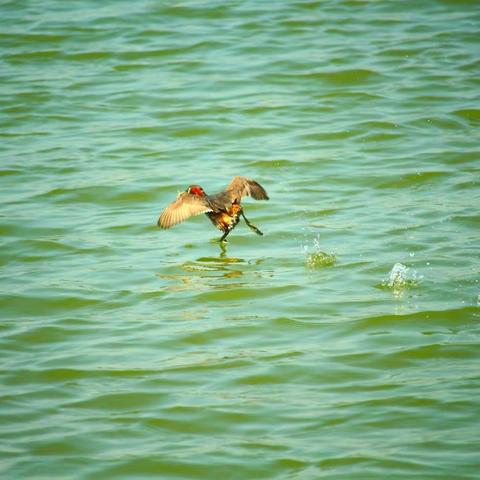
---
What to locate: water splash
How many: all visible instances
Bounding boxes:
[382,262,422,295]
[387,263,409,288]
[303,235,336,268]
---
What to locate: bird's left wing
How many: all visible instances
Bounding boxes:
[225,176,269,203]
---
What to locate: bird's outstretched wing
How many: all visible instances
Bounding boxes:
[225,176,269,203]
[157,192,212,229]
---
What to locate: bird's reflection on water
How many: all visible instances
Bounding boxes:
[157,242,265,293]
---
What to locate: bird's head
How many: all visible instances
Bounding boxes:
[187,185,206,197]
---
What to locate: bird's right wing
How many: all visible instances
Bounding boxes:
[157,192,212,229]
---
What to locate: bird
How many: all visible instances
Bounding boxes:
[157,176,269,242]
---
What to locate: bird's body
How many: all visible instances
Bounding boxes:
[207,202,242,233]
[157,176,268,241]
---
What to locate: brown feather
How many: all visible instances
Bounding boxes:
[225,176,269,203]
[157,192,212,229]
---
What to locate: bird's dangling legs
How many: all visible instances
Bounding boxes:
[219,230,231,243]
[241,210,263,236]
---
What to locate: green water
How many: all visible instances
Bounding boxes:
[1,0,480,478]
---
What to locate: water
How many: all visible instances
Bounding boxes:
[1,0,479,478]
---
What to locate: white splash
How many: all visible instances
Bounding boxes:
[387,263,409,288]
[384,262,422,293]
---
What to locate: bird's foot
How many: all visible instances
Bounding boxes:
[211,237,228,244]
[240,210,263,236]
[248,223,263,236]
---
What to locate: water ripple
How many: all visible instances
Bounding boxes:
[2,0,480,478]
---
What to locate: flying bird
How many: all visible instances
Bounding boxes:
[157,176,269,242]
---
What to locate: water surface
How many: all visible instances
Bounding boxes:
[1,0,479,478]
